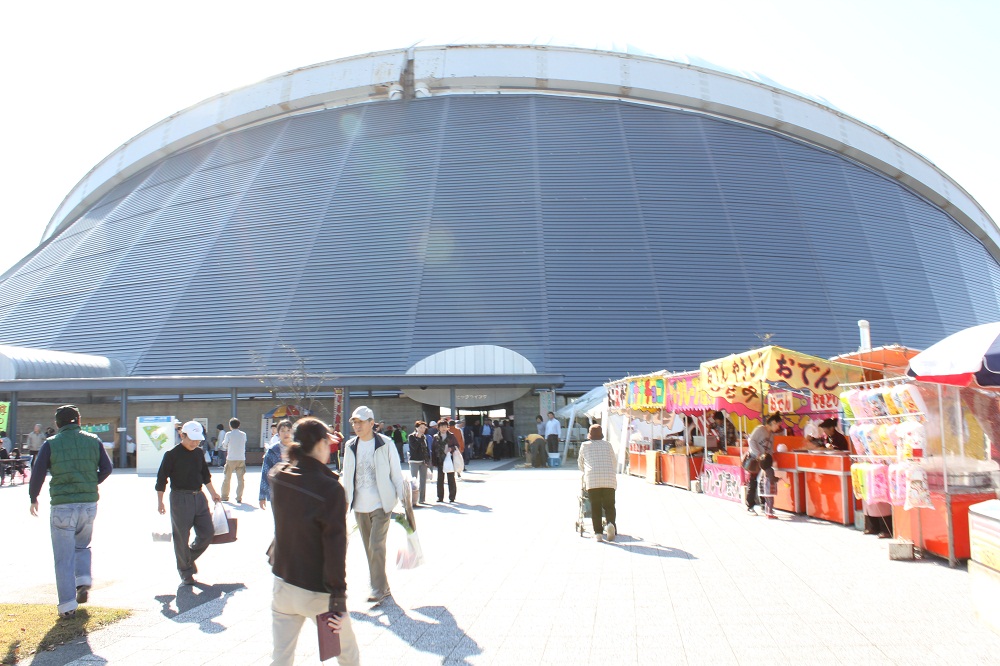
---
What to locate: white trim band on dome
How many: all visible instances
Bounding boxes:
[42,44,1000,260]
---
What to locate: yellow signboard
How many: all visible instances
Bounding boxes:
[700,346,863,402]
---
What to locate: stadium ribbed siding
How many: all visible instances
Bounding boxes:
[1,94,997,391]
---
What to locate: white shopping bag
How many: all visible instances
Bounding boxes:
[212,502,230,536]
[151,513,172,542]
[396,530,426,569]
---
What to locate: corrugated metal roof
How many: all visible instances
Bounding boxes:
[2,94,999,391]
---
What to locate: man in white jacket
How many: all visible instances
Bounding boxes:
[342,406,405,604]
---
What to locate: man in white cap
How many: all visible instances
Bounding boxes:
[155,420,222,584]
[341,406,405,604]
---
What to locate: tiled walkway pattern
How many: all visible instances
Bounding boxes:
[3,461,999,664]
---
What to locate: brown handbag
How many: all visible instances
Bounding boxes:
[741,453,760,475]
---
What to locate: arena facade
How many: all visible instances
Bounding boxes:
[1,45,998,458]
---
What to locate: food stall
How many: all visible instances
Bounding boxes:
[606,372,672,481]
[699,346,864,521]
[843,378,1000,565]
[607,370,716,489]
[656,371,752,500]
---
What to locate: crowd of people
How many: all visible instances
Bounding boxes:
[24,402,586,664]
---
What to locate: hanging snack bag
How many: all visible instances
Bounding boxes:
[840,390,857,420]
[892,384,927,419]
[868,464,891,504]
[888,463,908,506]
[882,387,902,416]
[851,463,866,500]
[849,389,869,419]
[904,464,934,510]
[849,424,866,455]
[865,389,889,418]
[876,423,894,456]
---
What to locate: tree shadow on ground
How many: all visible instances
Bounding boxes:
[605,534,696,559]
[223,502,257,513]
[352,602,482,665]
[154,582,245,634]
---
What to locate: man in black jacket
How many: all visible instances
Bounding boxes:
[407,422,430,505]
[431,422,459,503]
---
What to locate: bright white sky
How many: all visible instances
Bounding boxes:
[1,0,997,276]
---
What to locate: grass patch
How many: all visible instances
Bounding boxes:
[0,604,131,664]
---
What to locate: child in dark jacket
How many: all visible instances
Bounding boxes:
[757,453,785,519]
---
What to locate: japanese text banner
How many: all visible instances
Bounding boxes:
[699,346,863,399]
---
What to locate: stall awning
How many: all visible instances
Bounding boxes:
[830,345,922,376]
[555,385,607,419]
[699,346,864,401]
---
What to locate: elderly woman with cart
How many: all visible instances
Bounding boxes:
[577,424,618,542]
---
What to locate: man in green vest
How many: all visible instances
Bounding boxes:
[29,405,113,618]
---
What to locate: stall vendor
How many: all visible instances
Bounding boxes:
[708,411,736,452]
[818,418,849,451]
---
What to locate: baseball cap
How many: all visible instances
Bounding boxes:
[429,421,437,427]
[180,421,205,441]
[351,406,375,421]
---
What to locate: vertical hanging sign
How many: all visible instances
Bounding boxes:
[332,388,345,435]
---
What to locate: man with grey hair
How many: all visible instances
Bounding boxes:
[26,424,46,455]
[341,406,405,604]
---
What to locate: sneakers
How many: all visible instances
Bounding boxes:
[766,514,777,520]
[76,585,90,604]
[180,575,196,585]
[604,523,616,542]
[594,533,603,542]
[58,610,76,620]
[747,506,757,515]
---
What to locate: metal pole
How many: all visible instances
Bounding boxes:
[8,391,17,448]
[119,389,128,468]
[230,389,238,419]
[450,387,456,423]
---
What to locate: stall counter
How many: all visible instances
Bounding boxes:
[773,451,804,514]
[659,451,704,490]
[796,449,853,525]
[628,444,650,478]
[893,490,998,564]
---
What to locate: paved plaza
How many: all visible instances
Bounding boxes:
[3,459,1000,665]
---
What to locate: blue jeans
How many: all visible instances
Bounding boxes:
[50,502,97,613]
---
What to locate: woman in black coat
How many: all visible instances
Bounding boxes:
[268,417,361,665]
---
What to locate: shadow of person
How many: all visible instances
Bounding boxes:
[351,603,482,664]
[22,609,107,666]
[606,534,696,559]
[450,504,492,513]
[154,582,246,634]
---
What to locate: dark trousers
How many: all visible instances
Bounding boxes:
[436,467,457,502]
[588,488,616,534]
[865,513,893,536]
[170,491,213,578]
[746,478,759,510]
[546,434,559,454]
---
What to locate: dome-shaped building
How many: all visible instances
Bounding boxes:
[1,45,997,451]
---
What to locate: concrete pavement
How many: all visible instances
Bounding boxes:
[3,458,1000,665]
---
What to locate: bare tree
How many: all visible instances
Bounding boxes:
[249,344,333,417]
